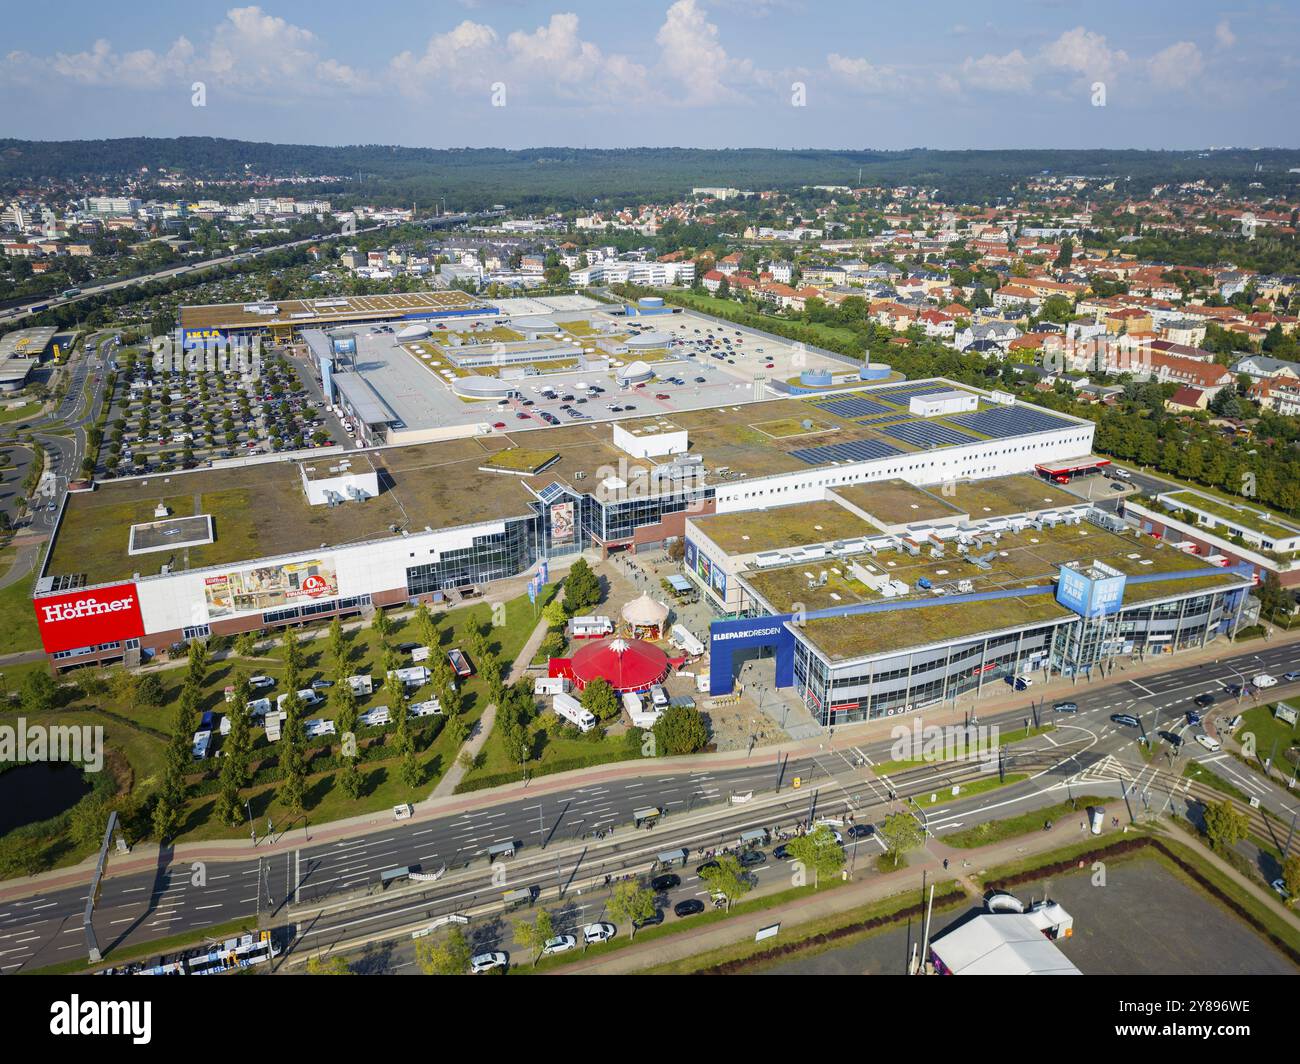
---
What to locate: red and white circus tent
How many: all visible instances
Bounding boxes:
[550,636,677,693]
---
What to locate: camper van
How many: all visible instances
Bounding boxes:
[347,674,374,696]
[553,692,597,733]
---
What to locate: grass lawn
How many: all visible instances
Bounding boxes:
[1236,704,1300,770]
[0,550,42,655]
[0,401,37,427]
[945,793,1112,848]
[912,773,1027,810]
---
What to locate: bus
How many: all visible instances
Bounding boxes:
[62,288,82,298]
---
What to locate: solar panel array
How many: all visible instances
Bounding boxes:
[880,420,980,449]
[948,405,1075,438]
[808,395,893,418]
[788,440,903,466]
[869,383,955,404]
[854,413,908,426]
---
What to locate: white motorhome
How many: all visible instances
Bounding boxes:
[553,692,597,733]
[348,674,374,696]
[388,666,431,688]
[535,676,571,696]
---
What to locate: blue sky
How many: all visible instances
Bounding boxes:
[1,1,1296,150]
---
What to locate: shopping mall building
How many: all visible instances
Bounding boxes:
[684,476,1254,724]
[34,378,1115,675]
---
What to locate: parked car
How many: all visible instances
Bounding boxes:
[470,951,508,973]
[1271,878,1291,900]
[633,909,664,930]
[650,873,681,893]
[249,675,275,689]
[310,679,334,690]
[673,899,705,918]
[695,860,719,876]
[541,935,577,956]
[582,922,616,944]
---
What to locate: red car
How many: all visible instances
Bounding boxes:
[492,421,507,429]
[655,393,670,400]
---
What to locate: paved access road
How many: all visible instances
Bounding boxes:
[3,639,1298,972]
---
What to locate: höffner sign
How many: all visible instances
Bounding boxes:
[33,583,144,654]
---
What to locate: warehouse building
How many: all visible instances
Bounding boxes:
[32,379,1103,671]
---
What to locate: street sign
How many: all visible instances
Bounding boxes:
[755,923,780,942]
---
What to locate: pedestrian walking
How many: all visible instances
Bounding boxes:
[942,858,949,870]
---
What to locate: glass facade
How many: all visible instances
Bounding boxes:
[406,520,535,596]
[793,588,1240,726]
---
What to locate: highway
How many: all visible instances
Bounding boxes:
[0,212,480,327]
[3,637,1298,972]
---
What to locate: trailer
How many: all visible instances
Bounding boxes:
[347,674,374,696]
[670,623,704,657]
[534,676,571,696]
[358,706,391,727]
[553,692,597,733]
[409,699,443,718]
[447,649,473,679]
[191,730,212,760]
[388,666,431,688]
[570,615,614,639]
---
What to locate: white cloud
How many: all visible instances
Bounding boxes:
[1040,26,1129,83]
[1,6,371,97]
[655,0,765,105]
[960,49,1034,93]
[826,53,901,94]
[1215,19,1236,49]
[1148,41,1204,91]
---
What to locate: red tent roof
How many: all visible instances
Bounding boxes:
[568,637,669,692]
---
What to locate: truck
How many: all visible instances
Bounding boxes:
[553,692,597,733]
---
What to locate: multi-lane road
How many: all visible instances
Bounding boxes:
[3,638,1297,973]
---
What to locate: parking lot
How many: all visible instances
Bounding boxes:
[96,347,340,478]
[323,307,848,443]
[757,856,1298,975]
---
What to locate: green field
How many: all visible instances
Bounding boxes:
[0,550,41,655]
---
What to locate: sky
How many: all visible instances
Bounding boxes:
[1,1,1296,151]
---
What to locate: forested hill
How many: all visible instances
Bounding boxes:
[3,138,1299,210]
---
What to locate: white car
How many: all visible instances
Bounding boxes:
[1271,878,1291,901]
[470,951,508,974]
[1195,733,1222,752]
[541,934,577,956]
[249,675,275,689]
[582,922,616,944]
[1253,674,1278,689]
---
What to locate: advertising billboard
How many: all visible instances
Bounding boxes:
[203,558,339,620]
[1055,561,1126,619]
[683,538,698,573]
[34,583,144,654]
[550,501,575,545]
